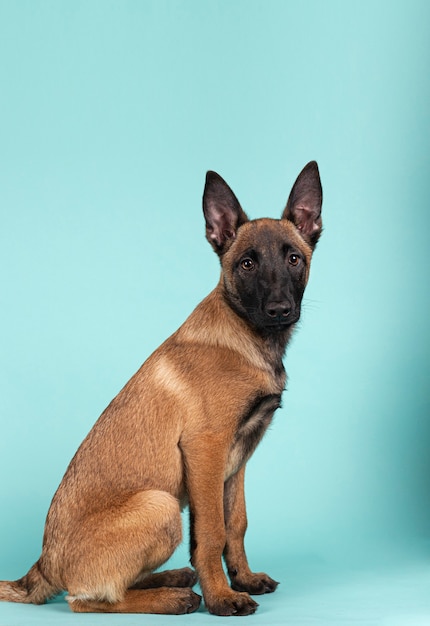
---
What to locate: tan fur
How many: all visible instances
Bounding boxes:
[0,164,322,615]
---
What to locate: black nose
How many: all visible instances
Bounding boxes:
[265,301,291,320]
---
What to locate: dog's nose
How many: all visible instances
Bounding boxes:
[265,301,291,320]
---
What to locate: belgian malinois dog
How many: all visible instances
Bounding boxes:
[0,162,322,616]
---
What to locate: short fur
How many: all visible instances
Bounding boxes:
[0,162,322,616]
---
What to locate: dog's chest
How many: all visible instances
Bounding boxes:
[225,394,281,480]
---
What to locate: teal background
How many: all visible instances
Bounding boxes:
[1,1,429,624]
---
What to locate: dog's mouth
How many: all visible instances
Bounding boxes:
[230,298,300,333]
[264,320,296,331]
[255,317,298,334]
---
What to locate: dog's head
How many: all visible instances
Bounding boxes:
[203,162,322,333]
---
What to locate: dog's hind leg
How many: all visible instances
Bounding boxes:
[68,587,201,614]
[65,490,200,614]
[130,567,198,590]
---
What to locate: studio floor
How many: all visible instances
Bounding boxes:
[1,555,429,626]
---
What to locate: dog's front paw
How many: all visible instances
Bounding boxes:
[205,590,259,616]
[230,571,279,595]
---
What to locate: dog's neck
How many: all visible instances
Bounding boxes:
[177,285,290,387]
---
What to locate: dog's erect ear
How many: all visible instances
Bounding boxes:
[203,171,249,254]
[282,161,323,248]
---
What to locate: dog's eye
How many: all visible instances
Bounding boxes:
[289,254,300,266]
[240,258,255,271]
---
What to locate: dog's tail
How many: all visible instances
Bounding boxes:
[0,562,57,605]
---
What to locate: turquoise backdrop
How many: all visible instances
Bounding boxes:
[1,1,429,624]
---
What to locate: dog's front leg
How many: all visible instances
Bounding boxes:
[223,465,279,594]
[183,434,259,616]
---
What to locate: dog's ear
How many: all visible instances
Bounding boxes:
[203,171,249,254]
[282,161,323,248]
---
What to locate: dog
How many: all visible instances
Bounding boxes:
[0,162,322,616]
